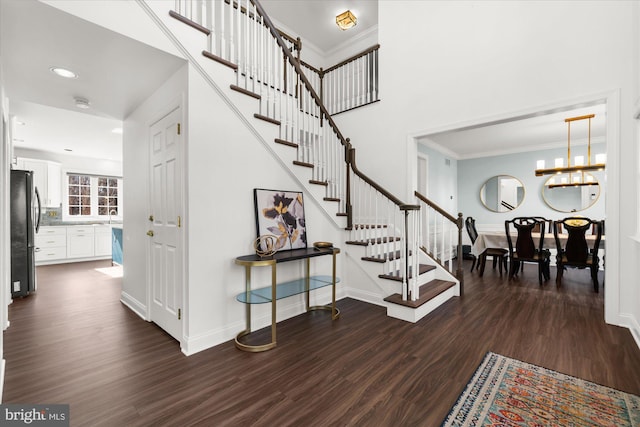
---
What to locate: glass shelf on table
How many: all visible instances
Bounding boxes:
[235,275,340,304]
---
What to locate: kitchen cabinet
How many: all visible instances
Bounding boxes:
[16,158,62,207]
[35,225,114,265]
[67,226,95,258]
[35,226,67,262]
[94,225,113,257]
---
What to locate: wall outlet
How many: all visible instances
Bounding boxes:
[48,211,58,217]
[13,281,20,292]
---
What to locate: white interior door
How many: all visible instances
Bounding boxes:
[148,106,183,342]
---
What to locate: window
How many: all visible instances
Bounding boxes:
[65,173,122,219]
[97,177,119,216]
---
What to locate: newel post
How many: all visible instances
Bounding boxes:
[457,212,464,295]
[345,140,353,230]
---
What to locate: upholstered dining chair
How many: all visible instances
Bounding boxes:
[465,217,508,276]
[505,217,551,285]
[553,217,603,292]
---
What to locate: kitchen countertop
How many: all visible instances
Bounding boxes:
[40,221,123,227]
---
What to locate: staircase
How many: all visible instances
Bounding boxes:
[140,0,463,323]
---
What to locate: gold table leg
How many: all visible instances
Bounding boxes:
[235,262,277,352]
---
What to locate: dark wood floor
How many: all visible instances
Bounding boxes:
[3,260,640,426]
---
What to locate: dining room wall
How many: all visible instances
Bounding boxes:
[457,142,606,232]
[417,143,458,214]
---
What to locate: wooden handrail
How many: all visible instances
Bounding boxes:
[300,60,322,75]
[323,44,381,75]
[414,191,459,224]
[349,147,415,209]
[223,0,302,51]
[251,0,348,147]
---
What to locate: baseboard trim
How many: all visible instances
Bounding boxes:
[346,287,386,308]
[622,313,640,351]
[120,291,148,320]
[182,290,348,356]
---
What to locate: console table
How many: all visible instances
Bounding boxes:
[234,246,340,352]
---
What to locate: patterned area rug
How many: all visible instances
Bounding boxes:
[442,352,640,426]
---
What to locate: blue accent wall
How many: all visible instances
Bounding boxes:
[457,143,606,226]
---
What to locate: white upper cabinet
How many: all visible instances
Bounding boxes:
[16,157,62,207]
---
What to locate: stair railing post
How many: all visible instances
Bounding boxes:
[457,212,464,295]
[405,209,410,299]
[346,142,353,230]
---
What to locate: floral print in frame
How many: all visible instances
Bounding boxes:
[254,189,307,252]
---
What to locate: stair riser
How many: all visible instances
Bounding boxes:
[346,246,437,290]
[386,286,457,323]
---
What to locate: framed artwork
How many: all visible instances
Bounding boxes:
[254,188,307,252]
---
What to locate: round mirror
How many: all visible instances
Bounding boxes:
[480,175,525,212]
[542,173,600,212]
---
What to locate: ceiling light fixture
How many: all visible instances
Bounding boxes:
[336,10,357,31]
[74,97,91,109]
[535,114,605,178]
[50,67,78,79]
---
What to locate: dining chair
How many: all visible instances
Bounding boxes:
[553,217,603,292]
[505,217,551,285]
[465,217,508,276]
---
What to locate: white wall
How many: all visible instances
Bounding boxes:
[417,143,457,213]
[457,143,606,228]
[335,1,639,336]
[183,64,344,354]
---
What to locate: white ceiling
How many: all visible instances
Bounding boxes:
[1,0,185,162]
[420,103,607,160]
[260,0,379,54]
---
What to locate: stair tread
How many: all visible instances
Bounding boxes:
[254,113,280,126]
[230,84,260,99]
[293,160,313,168]
[383,279,457,308]
[202,50,238,70]
[345,236,401,246]
[323,197,340,202]
[362,250,408,263]
[275,138,297,148]
[378,264,436,281]
[169,10,211,35]
[309,180,328,186]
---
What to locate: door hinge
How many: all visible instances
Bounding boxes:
[178,216,181,228]
[178,308,181,320]
[177,123,181,135]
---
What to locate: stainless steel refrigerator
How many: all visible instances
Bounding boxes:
[10,169,41,298]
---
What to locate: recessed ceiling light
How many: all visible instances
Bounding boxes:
[111,127,123,134]
[50,67,78,79]
[74,97,90,109]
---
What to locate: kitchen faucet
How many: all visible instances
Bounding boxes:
[109,209,117,224]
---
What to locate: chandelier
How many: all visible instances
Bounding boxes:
[534,114,606,177]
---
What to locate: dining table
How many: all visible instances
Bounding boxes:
[471,230,605,257]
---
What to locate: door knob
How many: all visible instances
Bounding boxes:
[146,230,154,237]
